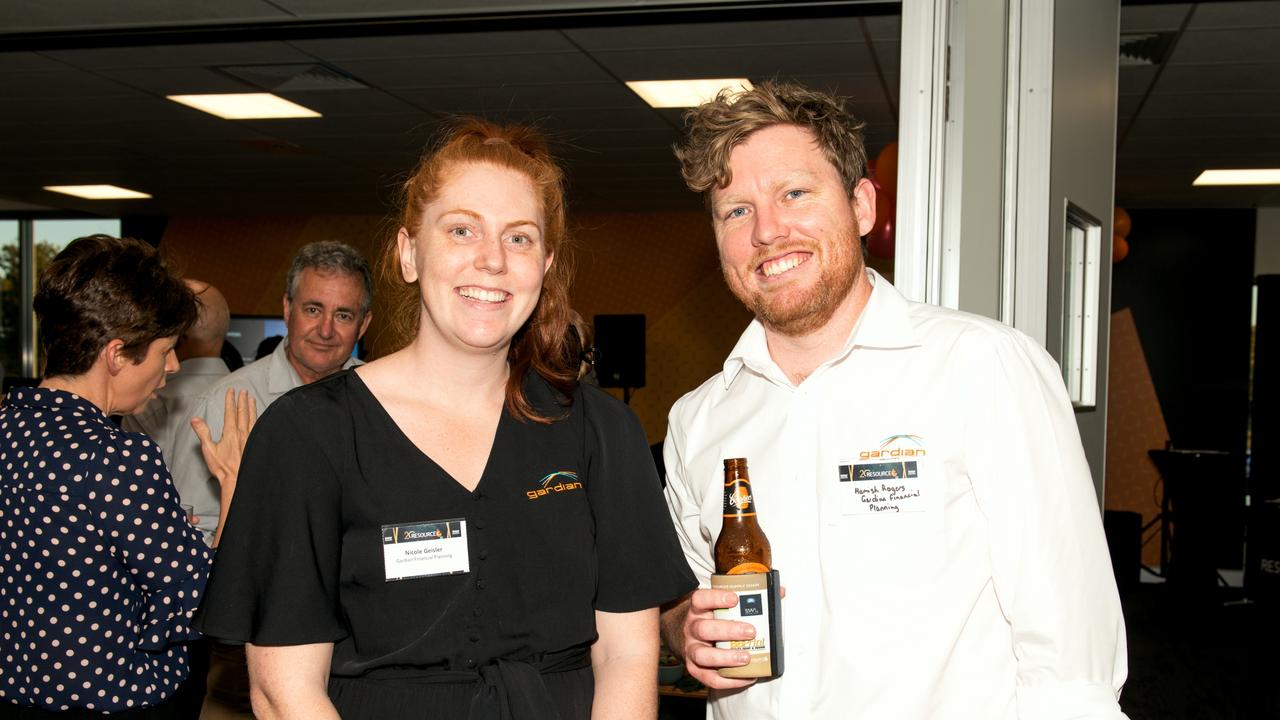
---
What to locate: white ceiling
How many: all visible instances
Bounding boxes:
[0,0,1275,216]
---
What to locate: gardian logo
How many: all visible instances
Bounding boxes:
[858,434,926,461]
[526,470,583,500]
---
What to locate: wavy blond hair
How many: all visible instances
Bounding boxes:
[674,81,870,201]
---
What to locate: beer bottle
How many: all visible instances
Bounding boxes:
[714,457,772,574]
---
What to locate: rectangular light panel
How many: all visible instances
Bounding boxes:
[1193,169,1280,186]
[166,93,321,120]
[626,78,754,109]
[43,185,151,200]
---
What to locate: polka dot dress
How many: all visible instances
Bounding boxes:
[0,387,212,713]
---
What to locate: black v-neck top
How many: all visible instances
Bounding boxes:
[193,370,693,694]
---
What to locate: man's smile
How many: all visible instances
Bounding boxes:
[758,251,812,279]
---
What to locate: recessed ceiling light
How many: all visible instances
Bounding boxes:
[166,93,321,120]
[626,78,754,108]
[43,185,151,200]
[1193,169,1280,186]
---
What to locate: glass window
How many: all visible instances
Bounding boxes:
[0,220,18,383]
[32,219,121,277]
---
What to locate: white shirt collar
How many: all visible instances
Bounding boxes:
[721,268,923,388]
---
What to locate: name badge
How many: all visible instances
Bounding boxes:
[837,461,928,515]
[381,518,470,582]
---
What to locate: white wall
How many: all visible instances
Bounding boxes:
[1258,207,1280,276]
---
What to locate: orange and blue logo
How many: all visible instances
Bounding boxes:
[858,434,927,460]
[526,470,583,500]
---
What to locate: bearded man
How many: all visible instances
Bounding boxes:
[659,81,1129,720]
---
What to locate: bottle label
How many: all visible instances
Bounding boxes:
[723,478,755,516]
[711,571,779,679]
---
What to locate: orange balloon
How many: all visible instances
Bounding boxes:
[873,141,899,196]
[1114,207,1131,239]
[1112,234,1129,263]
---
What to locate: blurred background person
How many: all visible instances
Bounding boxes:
[169,242,371,720]
[122,278,231,542]
[195,120,694,719]
[0,235,252,718]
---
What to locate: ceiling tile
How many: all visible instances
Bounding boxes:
[0,53,67,72]
[1171,27,1280,65]
[1120,4,1193,33]
[1140,90,1280,118]
[331,53,612,89]
[591,42,875,81]
[1190,1,1280,30]
[1156,62,1280,93]
[43,42,315,70]
[391,82,645,113]
[278,88,423,115]
[564,18,864,50]
[291,31,575,60]
[93,66,259,95]
[0,70,143,100]
[1119,65,1159,95]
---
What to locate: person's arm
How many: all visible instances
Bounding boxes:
[964,329,1127,719]
[590,608,659,719]
[97,431,212,649]
[246,642,339,720]
[190,389,256,547]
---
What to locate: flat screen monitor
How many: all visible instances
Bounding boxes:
[225,315,287,366]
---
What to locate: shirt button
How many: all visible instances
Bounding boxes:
[478,550,488,560]
[474,492,485,501]
[465,658,477,668]
[476,579,486,589]
[475,520,487,530]
[469,633,481,642]
[473,607,484,617]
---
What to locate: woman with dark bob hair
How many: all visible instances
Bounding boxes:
[0,235,254,718]
[195,119,696,719]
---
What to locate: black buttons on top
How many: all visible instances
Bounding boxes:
[473,607,484,617]
[478,550,488,560]
[465,658,477,668]
[476,579,486,589]
[474,519,487,530]
[468,633,481,642]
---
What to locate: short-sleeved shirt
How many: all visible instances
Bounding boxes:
[194,370,694,717]
[0,387,211,713]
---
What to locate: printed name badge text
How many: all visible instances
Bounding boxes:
[381,518,470,582]
[837,461,928,515]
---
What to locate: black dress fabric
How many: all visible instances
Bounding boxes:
[193,370,695,719]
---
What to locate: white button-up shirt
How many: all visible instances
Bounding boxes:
[663,270,1127,719]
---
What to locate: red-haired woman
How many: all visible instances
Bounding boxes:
[195,120,695,719]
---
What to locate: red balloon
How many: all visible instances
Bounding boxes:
[866,177,896,259]
[873,141,899,196]
[1112,233,1129,263]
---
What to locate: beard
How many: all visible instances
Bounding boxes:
[723,225,863,338]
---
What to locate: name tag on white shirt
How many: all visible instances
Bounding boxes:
[381,518,470,581]
[837,460,929,515]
